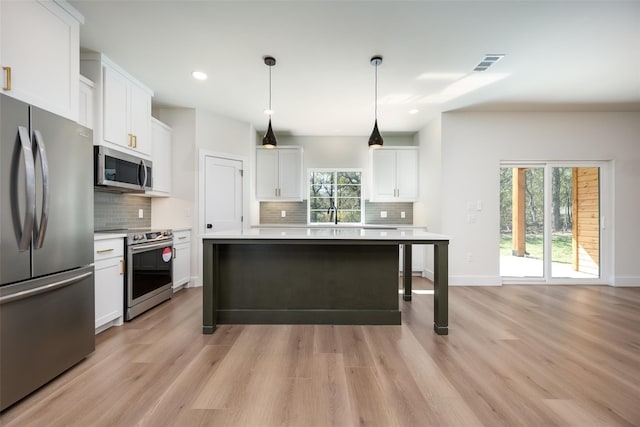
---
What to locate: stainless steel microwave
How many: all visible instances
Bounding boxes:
[94,146,152,192]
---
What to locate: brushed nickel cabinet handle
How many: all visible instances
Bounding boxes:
[96,248,115,254]
[133,135,137,148]
[120,259,124,275]
[2,66,11,90]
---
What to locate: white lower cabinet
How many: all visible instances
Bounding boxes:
[94,237,124,333]
[172,229,191,290]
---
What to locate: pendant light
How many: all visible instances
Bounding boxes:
[368,55,383,148]
[262,56,277,148]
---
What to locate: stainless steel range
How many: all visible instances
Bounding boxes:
[120,229,174,320]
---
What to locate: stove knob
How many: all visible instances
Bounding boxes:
[133,234,143,241]
[164,231,172,237]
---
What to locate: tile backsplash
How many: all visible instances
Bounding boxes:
[94,191,151,231]
[260,202,307,224]
[260,201,413,225]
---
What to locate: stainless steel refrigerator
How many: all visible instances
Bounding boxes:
[0,94,95,411]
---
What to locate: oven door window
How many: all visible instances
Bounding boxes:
[131,245,172,300]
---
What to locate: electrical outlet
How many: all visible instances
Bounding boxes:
[400,211,406,219]
[380,211,387,218]
[281,210,286,218]
[466,252,473,263]
[138,209,144,219]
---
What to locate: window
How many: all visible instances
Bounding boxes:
[308,170,362,224]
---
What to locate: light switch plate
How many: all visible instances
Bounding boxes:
[380,211,387,218]
[281,210,286,218]
[138,209,144,218]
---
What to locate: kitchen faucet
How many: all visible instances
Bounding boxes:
[327,200,338,225]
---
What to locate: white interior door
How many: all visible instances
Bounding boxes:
[204,156,243,232]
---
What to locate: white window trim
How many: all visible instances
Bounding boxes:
[307,168,364,225]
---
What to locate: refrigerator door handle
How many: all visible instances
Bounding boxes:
[17,126,36,252]
[0,271,93,305]
[33,130,50,249]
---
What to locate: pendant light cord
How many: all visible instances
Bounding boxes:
[269,65,272,112]
[374,63,378,120]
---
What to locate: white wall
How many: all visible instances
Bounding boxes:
[152,108,253,287]
[422,111,640,286]
[151,108,197,229]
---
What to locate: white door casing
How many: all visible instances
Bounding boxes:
[204,156,243,232]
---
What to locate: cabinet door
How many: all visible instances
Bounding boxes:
[256,148,279,199]
[0,1,80,120]
[130,83,151,155]
[395,149,418,200]
[94,257,124,329]
[151,119,171,194]
[371,149,397,200]
[173,244,191,288]
[103,66,129,148]
[78,77,94,129]
[278,149,303,200]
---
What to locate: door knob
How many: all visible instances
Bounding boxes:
[206,224,213,229]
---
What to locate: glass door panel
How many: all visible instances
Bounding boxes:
[551,167,600,278]
[500,167,545,278]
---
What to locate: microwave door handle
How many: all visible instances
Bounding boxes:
[141,159,148,188]
[17,126,36,252]
[33,130,49,249]
[137,160,144,187]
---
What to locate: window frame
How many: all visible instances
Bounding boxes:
[307,168,364,225]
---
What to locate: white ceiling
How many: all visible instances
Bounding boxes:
[70,0,640,136]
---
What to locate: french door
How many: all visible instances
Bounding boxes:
[500,162,608,283]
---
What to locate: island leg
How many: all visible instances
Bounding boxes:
[433,242,448,335]
[202,241,217,334]
[403,244,412,301]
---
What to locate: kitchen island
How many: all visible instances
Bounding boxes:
[202,228,450,335]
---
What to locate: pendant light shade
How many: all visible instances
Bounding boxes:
[262,56,277,148]
[368,56,383,148]
[262,118,277,148]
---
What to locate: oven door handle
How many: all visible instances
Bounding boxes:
[130,241,173,253]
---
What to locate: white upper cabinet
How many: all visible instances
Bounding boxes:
[256,147,303,201]
[80,53,153,158]
[78,76,95,129]
[0,0,82,120]
[149,118,172,196]
[370,147,419,202]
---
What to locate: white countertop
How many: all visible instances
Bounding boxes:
[94,233,126,240]
[201,227,449,242]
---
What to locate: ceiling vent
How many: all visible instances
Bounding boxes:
[473,54,505,72]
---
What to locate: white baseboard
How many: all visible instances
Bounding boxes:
[614,276,640,287]
[450,275,502,286]
[420,270,501,286]
[187,276,202,288]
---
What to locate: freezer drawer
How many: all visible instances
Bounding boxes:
[0,266,95,411]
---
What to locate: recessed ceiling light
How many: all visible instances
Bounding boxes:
[192,71,207,80]
[408,109,419,115]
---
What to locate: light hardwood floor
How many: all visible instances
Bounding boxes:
[2,279,639,426]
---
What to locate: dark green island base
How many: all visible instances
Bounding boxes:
[202,235,449,335]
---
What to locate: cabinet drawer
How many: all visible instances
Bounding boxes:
[173,229,191,243]
[94,238,124,261]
